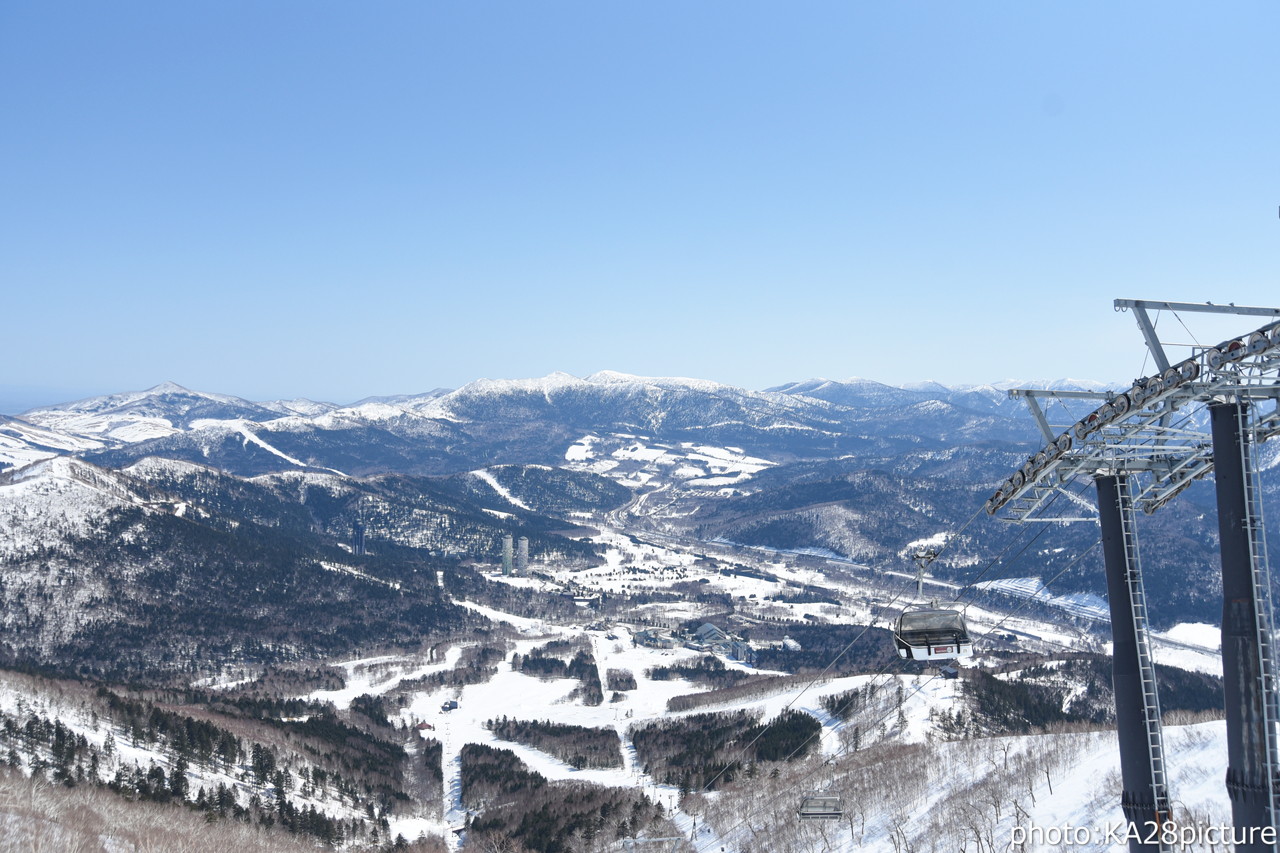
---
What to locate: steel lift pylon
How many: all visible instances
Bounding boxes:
[1096,474,1171,851]
[991,299,1280,853]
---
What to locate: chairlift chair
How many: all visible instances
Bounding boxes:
[797,794,843,820]
[893,607,973,661]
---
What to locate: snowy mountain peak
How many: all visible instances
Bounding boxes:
[147,380,193,395]
[453,372,588,397]
[585,370,740,394]
[22,383,297,444]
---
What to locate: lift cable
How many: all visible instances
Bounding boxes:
[950,520,1055,610]
[688,559,925,796]
[711,368,1259,824]
[689,481,1080,801]
[779,485,1089,768]
[691,538,1105,853]
[694,307,1278,848]
[690,490,1061,796]
[916,482,1079,613]
[1171,308,1202,351]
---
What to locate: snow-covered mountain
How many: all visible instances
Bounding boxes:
[771,375,1112,416]
[0,456,169,559]
[20,381,349,444]
[10,372,1063,478]
[2,371,1250,628]
[0,374,1251,853]
[22,381,288,442]
[0,413,104,470]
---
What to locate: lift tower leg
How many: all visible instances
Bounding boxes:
[1209,402,1280,851]
[1096,474,1171,852]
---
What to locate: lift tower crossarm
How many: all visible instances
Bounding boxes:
[1115,299,1280,318]
[1115,298,1280,377]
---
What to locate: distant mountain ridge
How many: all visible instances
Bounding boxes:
[21,381,341,442]
[8,372,1108,477]
[0,370,1259,654]
[768,376,1111,414]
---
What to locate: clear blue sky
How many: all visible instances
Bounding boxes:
[2,2,1277,411]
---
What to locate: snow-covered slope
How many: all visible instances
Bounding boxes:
[0,414,103,470]
[21,381,288,442]
[0,457,163,558]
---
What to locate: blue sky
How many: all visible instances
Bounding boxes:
[2,2,1277,411]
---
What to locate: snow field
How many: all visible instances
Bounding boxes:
[696,719,1234,853]
[0,416,105,470]
[1163,622,1219,648]
[308,647,465,711]
[563,433,774,492]
[329,600,976,851]
[23,408,180,444]
[470,468,532,510]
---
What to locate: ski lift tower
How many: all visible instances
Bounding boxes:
[913,548,940,600]
[988,299,1280,853]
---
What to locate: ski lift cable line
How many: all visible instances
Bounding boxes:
[949,512,1054,607]
[710,481,1078,789]
[825,537,1103,770]
[692,468,1087,807]
[691,484,1074,804]
[912,499,992,567]
[1172,308,1203,350]
[839,543,1099,764]
[688,562,925,796]
[901,492,1063,609]
[691,539,1105,853]
[792,489,1088,770]
[688,498,1000,796]
[695,547,1104,853]
[935,482,1081,609]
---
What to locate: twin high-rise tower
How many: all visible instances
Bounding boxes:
[500,534,529,576]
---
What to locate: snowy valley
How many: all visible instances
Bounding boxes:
[0,374,1260,852]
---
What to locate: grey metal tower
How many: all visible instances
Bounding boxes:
[990,299,1280,851]
[1095,474,1169,848]
[1210,401,1280,848]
